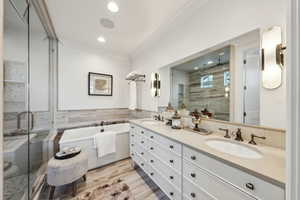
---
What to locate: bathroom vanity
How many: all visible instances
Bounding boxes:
[129,120,285,200]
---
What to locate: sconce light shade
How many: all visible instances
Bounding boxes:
[151,73,161,97]
[261,26,285,89]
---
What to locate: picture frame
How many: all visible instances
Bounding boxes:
[88,72,113,96]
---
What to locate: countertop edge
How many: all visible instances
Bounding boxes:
[130,120,285,189]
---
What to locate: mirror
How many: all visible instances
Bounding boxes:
[157,29,283,128]
[170,46,231,121]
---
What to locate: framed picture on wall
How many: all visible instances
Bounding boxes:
[88,72,113,96]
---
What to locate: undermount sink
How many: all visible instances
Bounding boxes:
[205,139,263,159]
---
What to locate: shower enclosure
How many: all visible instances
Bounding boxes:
[3,0,55,199]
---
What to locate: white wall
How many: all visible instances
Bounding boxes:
[131,0,287,129]
[58,40,131,110]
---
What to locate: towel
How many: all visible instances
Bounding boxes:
[94,131,116,158]
[129,81,137,110]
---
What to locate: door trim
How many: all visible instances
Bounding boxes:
[287,0,300,199]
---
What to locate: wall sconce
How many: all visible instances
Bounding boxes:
[151,73,161,97]
[261,26,286,89]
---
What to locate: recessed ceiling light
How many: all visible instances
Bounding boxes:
[194,66,199,70]
[219,52,225,56]
[107,1,119,13]
[100,18,115,29]
[207,60,214,65]
[97,36,106,43]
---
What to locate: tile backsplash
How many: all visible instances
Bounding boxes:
[199,118,286,149]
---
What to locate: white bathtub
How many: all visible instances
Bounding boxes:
[59,123,130,170]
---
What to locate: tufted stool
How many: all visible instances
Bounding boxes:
[47,152,88,199]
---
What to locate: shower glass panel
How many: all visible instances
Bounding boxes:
[28,3,51,199]
[3,1,51,199]
[3,0,30,199]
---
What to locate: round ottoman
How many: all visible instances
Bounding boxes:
[47,152,88,199]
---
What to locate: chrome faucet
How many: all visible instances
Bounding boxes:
[100,121,105,132]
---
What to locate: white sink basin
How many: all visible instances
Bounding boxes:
[205,139,263,159]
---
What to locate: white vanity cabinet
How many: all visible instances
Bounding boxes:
[183,146,285,200]
[129,123,285,200]
[130,124,182,200]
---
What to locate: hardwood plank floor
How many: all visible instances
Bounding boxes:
[39,159,169,200]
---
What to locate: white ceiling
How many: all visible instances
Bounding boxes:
[46,0,192,56]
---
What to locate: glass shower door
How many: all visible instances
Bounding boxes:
[3,0,30,199]
[3,1,51,199]
[28,3,51,199]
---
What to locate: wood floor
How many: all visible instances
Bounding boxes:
[39,159,169,200]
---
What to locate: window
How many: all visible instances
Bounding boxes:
[224,71,230,86]
[200,75,213,88]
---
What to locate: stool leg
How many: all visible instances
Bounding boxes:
[49,186,55,200]
[72,182,77,197]
[83,174,87,182]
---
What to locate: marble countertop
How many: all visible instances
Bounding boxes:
[130,119,285,188]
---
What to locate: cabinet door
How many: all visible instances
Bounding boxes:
[183,161,257,200]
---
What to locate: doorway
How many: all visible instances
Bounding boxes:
[243,48,260,125]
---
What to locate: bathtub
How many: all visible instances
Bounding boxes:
[59,123,130,170]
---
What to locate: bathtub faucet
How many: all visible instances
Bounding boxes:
[100,121,105,132]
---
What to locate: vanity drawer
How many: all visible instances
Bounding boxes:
[183,178,216,200]
[183,161,257,200]
[148,131,181,155]
[135,143,149,160]
[135,126,149,137]
[183,145,284,200]
[148,139,181,173]
[136,135,149,149]
[130,143,138,158]
[148,152,181,189]
[148,165,181,200]
[135,154,149,174]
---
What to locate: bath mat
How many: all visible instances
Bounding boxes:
[74,179,134,200]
